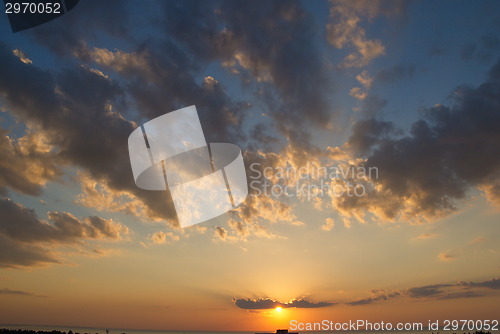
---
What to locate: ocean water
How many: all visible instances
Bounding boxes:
[1,324,498,334]
[0,324,250,334]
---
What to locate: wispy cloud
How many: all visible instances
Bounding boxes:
[0,288,46,298]
[438,252,456,262]
[345,277,500,306]
[412,233,438,240]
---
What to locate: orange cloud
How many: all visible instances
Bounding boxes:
[438,252,455,262]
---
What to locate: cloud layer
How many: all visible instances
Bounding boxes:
[336,58,500,222]
[0,198,129,268]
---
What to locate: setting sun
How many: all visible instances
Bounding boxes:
[275,307,282,313]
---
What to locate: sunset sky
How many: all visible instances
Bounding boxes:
[0,0,499,332]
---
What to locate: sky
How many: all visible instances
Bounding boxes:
[0,0,499,332]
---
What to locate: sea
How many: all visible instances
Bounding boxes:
[1,324,498,334]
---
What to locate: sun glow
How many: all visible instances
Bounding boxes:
[275,306,283,312]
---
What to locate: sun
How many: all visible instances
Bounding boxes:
[275,306,283,312]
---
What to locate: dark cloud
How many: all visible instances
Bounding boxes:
[18,0,252,147]
[406,284,451,298]
[346,290,400,306]
[286,299,336,308]
[1,0,313,234]
[406,279,500,300]
[437,291,483,300]
[348,118,395,155]
[75,43,250,144]
[345,277,500,306]
[342,58,500,220]
[234,298,279,310]
[0,197,129,268]
[28,0,131,56]
[34,0,334,154]
[233,297,335,310]
[0,288,46,297]
[345,298,374,306]
[460,278,500,290]
[162,0,334,149]
[0,232,60,269]
[0,42,178,225]
[6,2,256,230]
[0,198,129,243]
[1,0,336,231]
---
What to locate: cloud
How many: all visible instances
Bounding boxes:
[74,172,164,224]
[345,277,500,306]
[161,0,335,151]
[0,198,129,268]
[0,288,46,297]
[336,58,500,223]
[1,0,340,233]
[438,252,455,262]
[26,0,251,149]
[351,64,414,105]
[350,87,368,100]
[326,0,407,68]
[356,70,374,89]
[406,284,451,298]
[0,232,60,269]
[478,176,500,206]
[213,219,285,243]
[0,128,61,196]
[347,118,396,155]
[412,233,437,240]
[149,231,180,245]
[76,45,250,144]
[234,298,279,310]
[233,297,335,310]
[286,299,336,308]
[407,278,500,299]
[0,42,182,226]
[321,218,335,231]
[214,226,228,241]
[437,291,483,300]
[469,236,487,245]
[460,278,500,290]
[346,290,400,306]
[252,224,284,240]
[0,198,129,243]
[12,49,32,64]
[28,0,131,56]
